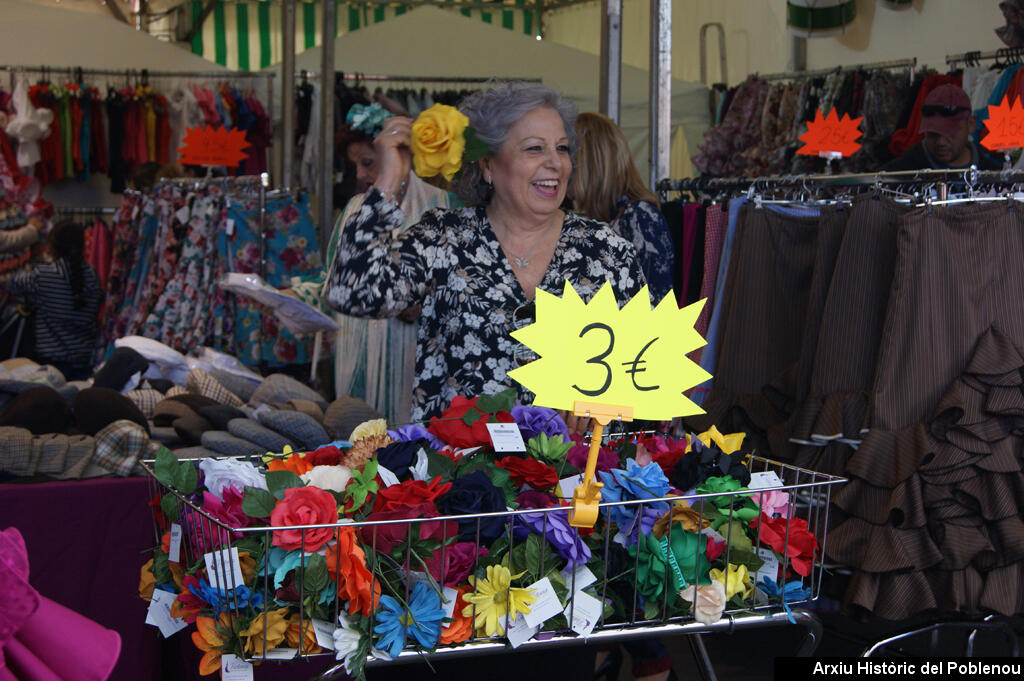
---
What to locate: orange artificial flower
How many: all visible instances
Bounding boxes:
[285,614,322,654]
[325,526,381,616]
[161,531,171,554]
[267,452,314,476]
[192,613,231,676]
[138,558,155,601]
[169,561,185,591]
[439,586,473,645]
[238,551,256,585]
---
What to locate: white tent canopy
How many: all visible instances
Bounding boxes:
[266,6,708,177]
[0,0,225,72]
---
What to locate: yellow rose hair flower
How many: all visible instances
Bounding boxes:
[411,103,489,182]
[462,564,537,637]
[348,418,388,443]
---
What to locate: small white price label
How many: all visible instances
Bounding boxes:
[168,523,182,564]
[486,422,527,452]
[204,548,245,590]
[220,654,254,681]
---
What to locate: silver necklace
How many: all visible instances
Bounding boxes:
[492,214,556,269]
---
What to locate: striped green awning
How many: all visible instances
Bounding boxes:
[190,0,539,70]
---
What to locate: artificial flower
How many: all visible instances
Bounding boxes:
[566,435,619,473]
[172,575,205,623]
[710,563,753,601]
[202,486,250,530]
[188,578,265,616]
[349,418,388,443]
[374,582,445,657]
[333,612,366,674]
[387,424,446,451]
[270,486,339,552]
[631,529,712,603]
[679,580,727,625]
[515,489,559,509]
[494,456,559,491]
[462,564,536,636]
[635,434,690,477]
[300,464,353,493]
[198,458,268,499]
[697,426,745,455]
[373,476,453,513]
[652,500,711,539]
[325,526,381,616]
[411,103,470,181]
[376,439,426,479]
[240,607,290,656]
[754,489,791,518]
[161,531,170,554]
[427,395,515,449]
[305,444,345,467]
[139,558,156,601]
[439,586,473,644]
[671,434,752,491]
[410,447,431,482]
[346,102,394,136]
[422,542,487,587]
[696,476,759,522]
[345,433,393,471]
[512,506,592,568]
[751,513,818,577]
[192,612,231,676]
[361,502,458,557]
[599,458,671,529]
[756,577,813,623]
[285,614,322,654]
[182,510,233,555]
[436,470,508,542]
[268,451,313,476]
[511,404,570,443]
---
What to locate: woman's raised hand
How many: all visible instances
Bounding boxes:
[373,116,413,198]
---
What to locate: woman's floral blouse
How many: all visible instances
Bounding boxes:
[325,187,648,421]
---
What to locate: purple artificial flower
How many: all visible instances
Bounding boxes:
[511,405,570,443]
[512,507,592,568]
[387,423,446,451]
[566,438,619,473]
[516,489,559,509]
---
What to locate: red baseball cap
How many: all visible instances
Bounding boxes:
[919,84,972,139]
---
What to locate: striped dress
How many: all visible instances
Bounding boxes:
[8,258,101,371]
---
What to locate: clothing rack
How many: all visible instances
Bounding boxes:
[759,57,917,83]
[657,167,1024,193]
[53,207,118,216]
[946,47,1024,68]
[296,70,541,84]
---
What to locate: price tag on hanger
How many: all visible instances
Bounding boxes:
[507,281,710,421]
[981,95,1024,152]
[178,126,250,168]
[797,108,863,158]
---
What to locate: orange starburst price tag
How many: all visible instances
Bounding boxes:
[981,95,1024,152]
[177,126,250,168]
[796,108,863,158]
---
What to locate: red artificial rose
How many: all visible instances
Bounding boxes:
[427,395,514,449]
[360,502,458,555]
[372,476,453,513]
[750,513,818,577]
[270,486,339,552]
[305,445,345,467]
[636,435,688,477]
[705,537,726,562]
[494,456,559,491]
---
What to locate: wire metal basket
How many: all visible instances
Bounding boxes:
[140,453,844,675]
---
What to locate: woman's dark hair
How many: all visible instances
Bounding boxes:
[49,220,87,309]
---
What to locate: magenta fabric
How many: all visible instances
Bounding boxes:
[680,204,699,305]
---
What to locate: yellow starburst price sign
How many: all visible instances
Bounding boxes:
[508,281,711,422]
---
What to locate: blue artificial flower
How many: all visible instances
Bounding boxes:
[346,103,394,137]
[188,578,264,615]
[387,424,446,451]
[599,458,671,529]
[373,582,445,657]
[757,577,812,623]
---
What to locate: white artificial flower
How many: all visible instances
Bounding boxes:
[349,418,388,443]
[198,458,267,499]
[333,613,363,674]
[679,580,727,626]
[410,447,430,482]
[301,465,353,493]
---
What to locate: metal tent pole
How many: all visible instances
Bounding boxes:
[599,0,622,124]
[648,0,671,189]
[282,0,296,190]
[318,0,336,257]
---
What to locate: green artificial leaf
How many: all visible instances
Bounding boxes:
[152,552,171,584]
[153,447,177,489]
[643,599,661,621]
[463,126,490,163]
[620,441,637,461]
[344,459,380,514]
[232,534,265,561]
[170,461,198,495]
[160,493,180,522]
[265,470,304,500]
[507,542,528,575]
[425,448,455,480]
[476,387,516,414]
[724,546,764,575]
[461,408,483,426]
[527,431,573,465]
[524,534,546,580]
[486,466,519,507]
[241,486,277,518]
[303,553,329,595]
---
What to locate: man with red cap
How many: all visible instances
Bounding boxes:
[883,84,1002,171]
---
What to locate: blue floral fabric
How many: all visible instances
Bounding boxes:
[612,196,675,304]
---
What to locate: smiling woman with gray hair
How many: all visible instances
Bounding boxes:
[325,81,647,422]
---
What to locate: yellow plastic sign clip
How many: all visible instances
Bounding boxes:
[568,401,633,528]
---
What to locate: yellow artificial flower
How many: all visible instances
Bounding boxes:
[138,558,156,601]
[696,425,746,455]
[411,104,470,181]
[652,500,711,539]
[710,563,753,602]
[462,564,537,636]
[348,418,388,443]
[240,607,291,656]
